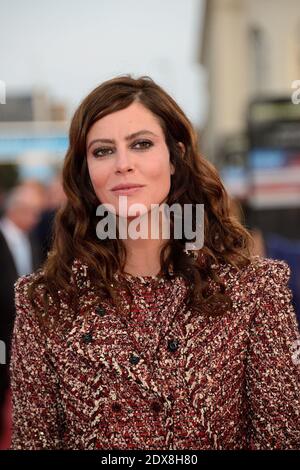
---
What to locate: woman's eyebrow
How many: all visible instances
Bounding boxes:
[87,130,158,150]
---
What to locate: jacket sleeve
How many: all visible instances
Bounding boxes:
[9,275,65,450]
[245,259,300,449]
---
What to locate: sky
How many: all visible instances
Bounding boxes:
[0,0,207,127]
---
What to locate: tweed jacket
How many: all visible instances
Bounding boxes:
[9,255,300,450]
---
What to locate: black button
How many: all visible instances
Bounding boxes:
[111,402,122,412]
[129,354,140,365]
[167,393,174,401]
[151,400,162,412]
[95,306,106,316]
[82,332,93,343]
[167,339,179,352]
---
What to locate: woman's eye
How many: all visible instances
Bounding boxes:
[133,140,153,149]
[92,147,112,157]
[92,140,153,158]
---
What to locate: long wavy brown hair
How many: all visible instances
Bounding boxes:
[28,74,255,329]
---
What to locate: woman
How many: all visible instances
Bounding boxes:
[9,75,300,450]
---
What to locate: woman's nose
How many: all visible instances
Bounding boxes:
[114,147,134,173]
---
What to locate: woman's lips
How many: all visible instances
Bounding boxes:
[111,186,145,195]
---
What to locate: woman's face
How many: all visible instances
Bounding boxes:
[86,101,175,219]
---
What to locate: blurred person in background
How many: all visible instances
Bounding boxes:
[228,197,300,326]
[229,197,266,258]
[34,172,66,263]
[0,182,45,439]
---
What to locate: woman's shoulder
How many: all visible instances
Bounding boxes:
[12,271,47,342]
[14,268,74,339]
[245,254,289,277]
[216,256,296,329]
[14,270,44,307]
[216,254,291,288]
[14,268,68,317]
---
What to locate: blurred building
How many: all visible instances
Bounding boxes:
[199,0,300,234]
[0,89,66,122]
[199,0,300,322]
[0,89,68,188]
[200,0,300,162]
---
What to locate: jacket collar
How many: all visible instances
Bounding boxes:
[66,257,192,403]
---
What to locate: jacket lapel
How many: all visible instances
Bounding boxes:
[62,258,228,449]
[65,259,191,402]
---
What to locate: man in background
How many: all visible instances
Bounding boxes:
[0,183,45,439]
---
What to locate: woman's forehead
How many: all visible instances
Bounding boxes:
[86,104,164,143]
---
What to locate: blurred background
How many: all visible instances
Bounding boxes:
[1,0,300,449]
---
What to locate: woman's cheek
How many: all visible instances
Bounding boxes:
[88,161,108,191]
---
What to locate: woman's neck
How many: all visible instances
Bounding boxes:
[122,237,166,277]
[117,205,171,277]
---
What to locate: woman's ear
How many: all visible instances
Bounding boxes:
[177,141,185,156]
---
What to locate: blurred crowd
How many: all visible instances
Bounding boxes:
[0,174,66,446]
